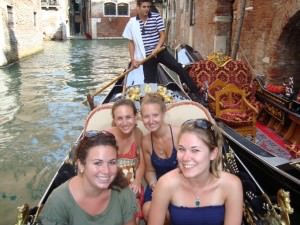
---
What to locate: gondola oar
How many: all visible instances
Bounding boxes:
[85,46,166,109]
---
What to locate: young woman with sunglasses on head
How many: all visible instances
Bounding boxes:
[140,93,180,223]
[39,130,137,225]
[106,99,145,222]
[148,119,243,225]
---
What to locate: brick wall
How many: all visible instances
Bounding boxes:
[91,0,135,38]
[233,0,300,88]
[166,0,300,89]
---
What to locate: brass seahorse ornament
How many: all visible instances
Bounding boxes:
[16,204,29,225]
[275,189,294,225]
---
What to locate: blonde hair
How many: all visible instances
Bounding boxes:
[141,93,166,113]
[178,120,223,177]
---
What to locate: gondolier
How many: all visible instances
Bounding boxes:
[122,0,200,99]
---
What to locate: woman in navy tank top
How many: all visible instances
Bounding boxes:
[141,93,180,223]
[148,119,243,225]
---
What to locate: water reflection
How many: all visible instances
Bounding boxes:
[0,39,129,225]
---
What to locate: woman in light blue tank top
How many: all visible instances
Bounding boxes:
[147,119,243,225]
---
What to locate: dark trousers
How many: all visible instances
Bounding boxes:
[143,49,198,92]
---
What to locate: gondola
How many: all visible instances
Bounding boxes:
[176,44,299,224]
[16,59,293,225]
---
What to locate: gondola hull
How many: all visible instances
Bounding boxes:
[19,59,295,225]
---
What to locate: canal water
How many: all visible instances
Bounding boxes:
[0,39,129,224]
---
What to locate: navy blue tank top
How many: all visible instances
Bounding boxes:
[150,125,178,178]
[169,204,225,225]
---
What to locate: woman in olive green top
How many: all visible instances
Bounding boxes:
[39,130,137,225]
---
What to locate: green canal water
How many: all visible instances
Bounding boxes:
[0,39,129,224]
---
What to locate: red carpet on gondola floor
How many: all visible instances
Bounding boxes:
[255,122,292,159]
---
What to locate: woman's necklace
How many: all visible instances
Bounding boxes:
[195,197,201,207]
[191,188,201,207]
[188,176,212,207]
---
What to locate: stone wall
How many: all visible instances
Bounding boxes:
[40,0,70,40]
[0,0,43,66]
[0,0,71,66]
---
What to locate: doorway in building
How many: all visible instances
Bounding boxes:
[69,0,88,36]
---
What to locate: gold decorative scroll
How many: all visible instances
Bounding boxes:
[207,52,232,67]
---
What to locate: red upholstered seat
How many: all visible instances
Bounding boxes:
[189,53,262,114]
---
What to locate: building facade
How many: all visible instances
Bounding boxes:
[0,0,70,66]
[88,0,136,39]
[164,0,300,89]
[0,0,43,66]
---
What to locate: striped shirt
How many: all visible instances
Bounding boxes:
[137,12,165,56]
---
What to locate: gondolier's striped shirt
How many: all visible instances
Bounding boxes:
[137,12,165,56]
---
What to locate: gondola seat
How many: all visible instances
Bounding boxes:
[215,84,258,139]
[188,53,252,93]
[188,52,263,114]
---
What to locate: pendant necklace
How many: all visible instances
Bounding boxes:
[189,185,200,207]
[195,197,200,207]
[192,191,201,207]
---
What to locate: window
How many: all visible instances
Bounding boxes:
[104,2,129,17]
[117,3,128,16]
[104,2,116,16]
[7,6,13,28]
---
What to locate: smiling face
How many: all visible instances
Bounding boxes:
[113,105,136,135]
[141,103,164,132]
[78,145,118,190]
[177,132,217,179]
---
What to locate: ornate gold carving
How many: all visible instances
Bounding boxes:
[258,89,289,106]
[126,86,141,101]
[126,85,173,103]
[260,190,294,225]
[207,52,232,67]
[157,86,173,103]
[16,204,29,225]
[275,189,294,225]
[265,102,284,123]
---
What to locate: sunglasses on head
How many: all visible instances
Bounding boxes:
[183,119,213,129]
[182,119,216,144]
[81,130,115,141]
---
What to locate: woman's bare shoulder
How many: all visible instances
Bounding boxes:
[158,169,181,186]
[219,171,242,188]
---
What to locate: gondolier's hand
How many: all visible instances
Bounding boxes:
[151,47,162,58]
[130,59,140,68]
